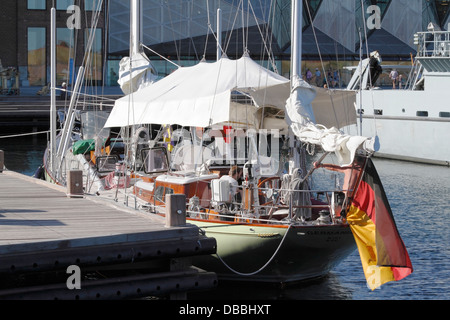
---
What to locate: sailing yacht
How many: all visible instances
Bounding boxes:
[100,1,412,287]
[43,0,156,189]
[347,24,450,166]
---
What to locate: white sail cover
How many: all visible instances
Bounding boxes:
[105,54,290,128]
[117,52,158,94]
[285,76,379,166]
[108,54,376,166]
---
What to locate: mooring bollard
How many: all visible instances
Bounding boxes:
[165,194,186,227]
[66,170,83,198]
[0,150,4,173]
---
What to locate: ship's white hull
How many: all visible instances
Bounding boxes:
[353,89,450,166]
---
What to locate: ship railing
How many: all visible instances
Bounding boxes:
[404,59,423,90]
[184,185,349,225]
[414,31,450,58]
[257,186,348,220]
[185,209,294,225]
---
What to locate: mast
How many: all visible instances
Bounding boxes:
[217,8,222,60]
[289,0,303,167]
[50,8,56,173]
[291,0,302,83]
[130,0,142,56]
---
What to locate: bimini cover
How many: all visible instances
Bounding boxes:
[285,76,379,166]
[105,54,290,128]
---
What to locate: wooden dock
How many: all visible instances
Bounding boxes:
[0,170,217,300]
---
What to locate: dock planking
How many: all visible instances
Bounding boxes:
[0,170,217,299]
[0,171,191,250]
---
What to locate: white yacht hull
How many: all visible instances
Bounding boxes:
[354,89,450,166]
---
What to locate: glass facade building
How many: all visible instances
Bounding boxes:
[27,27,46,86]
[106,0,450,80]
[27,0,46,10]
[3,1,450,88]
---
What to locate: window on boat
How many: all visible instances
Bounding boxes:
[109,139,125,160]
[142,147,169,174]
[416,111,428,117]
[154,186,174,203]
[154,186,165,202]
[80,111,110,140]
[374,109,383,115]
[96,155,118,173]
[439,112,450,118]
[165,188,174,198]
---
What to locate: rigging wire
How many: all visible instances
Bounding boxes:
[359,0,379,137]
[223,0,241,55]
[304,0,341,129]
[142,44,181,68]
[248,0,278,73]
[203,0,211,59]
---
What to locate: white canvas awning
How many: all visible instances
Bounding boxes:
[105,55,290,128]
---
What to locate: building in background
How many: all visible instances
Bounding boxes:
[0,0,105,90]
[1,0,449,90]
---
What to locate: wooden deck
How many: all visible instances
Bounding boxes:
[0,170,217,299]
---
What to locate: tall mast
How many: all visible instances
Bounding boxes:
[291,0,302,83]
[50,7,56,173]
[217,8,222,60]
[130,0,142,56]
[289,0,304,169]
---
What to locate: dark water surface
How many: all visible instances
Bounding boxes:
[0,134,47,176]
[1,136,448,300]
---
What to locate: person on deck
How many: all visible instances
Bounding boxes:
[389,69,399,89]
[220,165,243,205]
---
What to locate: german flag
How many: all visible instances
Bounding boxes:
[347,157,413,290]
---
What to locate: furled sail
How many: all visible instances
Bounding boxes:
[117,52,158,94]
[285,76,379,166]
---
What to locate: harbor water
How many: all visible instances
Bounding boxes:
[0,135,448,300]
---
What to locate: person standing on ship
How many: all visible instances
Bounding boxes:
[389,69,399,89]
[220,165,243,206]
